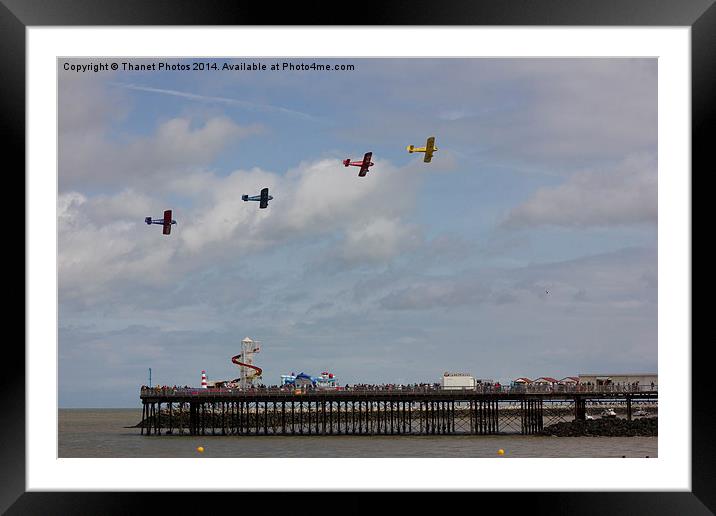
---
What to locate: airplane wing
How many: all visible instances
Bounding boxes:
[359,152,372,176]
[259,188,269,209]
[424,137,435,163]
[163,210,172,234]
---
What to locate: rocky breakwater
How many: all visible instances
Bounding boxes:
[541,417,657,437]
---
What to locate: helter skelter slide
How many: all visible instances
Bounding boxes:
[230,337,262,389]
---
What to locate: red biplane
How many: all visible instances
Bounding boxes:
[145,210,177,235]
[343,152,374,177]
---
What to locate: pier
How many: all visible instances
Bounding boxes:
[138,388,658,437]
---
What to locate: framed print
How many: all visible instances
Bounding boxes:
[6,0,708,513]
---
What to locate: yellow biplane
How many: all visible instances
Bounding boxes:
[406,136,438,163]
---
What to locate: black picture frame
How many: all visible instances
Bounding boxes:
[5,0,708,513]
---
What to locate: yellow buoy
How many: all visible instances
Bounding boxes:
[497,449,505,455]
[196,446,204,453]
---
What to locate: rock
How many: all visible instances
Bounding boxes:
[541,417,657,437]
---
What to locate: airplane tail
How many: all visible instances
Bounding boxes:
[342,159,351,166]
[406,145,414,153]
[145,217,152,225]
[241,195,249,201]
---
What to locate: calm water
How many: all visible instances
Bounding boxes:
[59,409,657,458]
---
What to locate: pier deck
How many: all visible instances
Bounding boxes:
[138,388,657,437]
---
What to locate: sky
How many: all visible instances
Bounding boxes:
[58,58,657,407]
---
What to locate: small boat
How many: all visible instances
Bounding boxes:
[601,408,617,418]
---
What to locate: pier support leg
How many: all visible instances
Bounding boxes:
[329,402,333,435]
[409,402,412,434]
[282,401,286,435]
[307,401,312,435]
[574,397,586,421]
[358,401,362,435]
[450,401,455,434]
[264,401,268,435]
[537,399,543,433]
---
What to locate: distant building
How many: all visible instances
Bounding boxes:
[509,377,533,391]
[533,377,559,385]
[578,373,657,388]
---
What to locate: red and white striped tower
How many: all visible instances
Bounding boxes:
[201,370,208,388]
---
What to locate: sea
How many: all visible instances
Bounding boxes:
[59,409,658,458]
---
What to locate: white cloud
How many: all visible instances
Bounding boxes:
[59,70,127,135]
[59,157,424,303]
[60,106,262,190]
[58,69,265,191]
[380,278,492,310]
[178,167,277,252]
[58,189,181,302]
[374,247,657,313]
[180,158,421,253]
[339,217,422,263]
[503,153,657,228]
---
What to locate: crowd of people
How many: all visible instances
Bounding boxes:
[140,380,656,395]
[141,382,502,394]
[343,382,440,391]
[573,381,656,392]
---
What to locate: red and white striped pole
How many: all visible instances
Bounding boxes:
[201,370,207,388]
